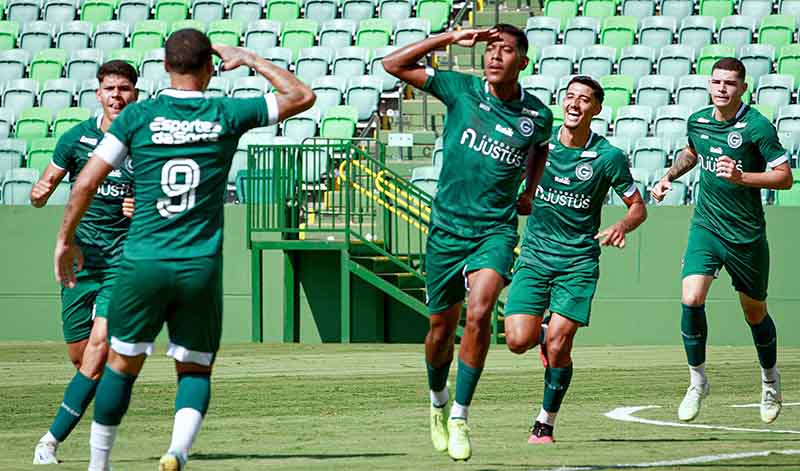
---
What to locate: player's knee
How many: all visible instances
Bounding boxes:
[428,325,454,349]
[681,292,706,307]
[464,311,491,333]
[547,332,572,357]
[505,334,530,355]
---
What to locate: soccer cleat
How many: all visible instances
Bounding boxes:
[32,440,59,465]
[158,451,187,471]
[430,404,449,452]
[760,375,782,424]
[528,421,555,444]
[447,418,472,461]
[678,382,710,422]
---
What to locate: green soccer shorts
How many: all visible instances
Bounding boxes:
[682,224,770,301]
[424,225,518,314]
[61,267,117,343]
[504,251,599,326]
[107,255,223,366]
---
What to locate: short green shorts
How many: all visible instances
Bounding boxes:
[504,251,599,326]
[107,255,223,366]
[682,224,769,301]
[61,267,117,343]
[425,225,518,314]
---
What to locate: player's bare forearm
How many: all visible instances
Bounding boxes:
[665,147,698,182]
[30,164,66,208]
[619,191,647,233]
[381,33,457,88]
[738,163,794,190]
[248,54,315,121]
[57,157,113,243]
[524,144,549,198]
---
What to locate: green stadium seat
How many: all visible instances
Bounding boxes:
[657,44,694,78]
[740,44,775,83]
[57,21,94,51]
[614,105,651,139]
[320,105,358,139]
[130,20,168,51]
[416,0,451,33]
[538,44,576,78]
[583,0,616,19]
[311,75,346,114]
[93,21,128,52]
[27,137,57,173]
[20,21,55,56]
[697,44,736,75]
[295,46,333,84]
[758,15,795,49]
[170,19,206,34]
[118,0,150,28]
[521,74,556,105]
[544,0,578,30]
[369,46,399,92]
[208,19,244,46]
[525,16,561,47]
[281,19,319,61]
[778,44,800,83]
[320,19,356,49]
[549,103,564,128]
[636,74,674,108]
[638,15,676,51]
[379,0,412,26]
[7,0,41,24]
[266,0,300,21]
[355,18,392,49]
[40,78,77,110]
[332,46,369,79]
[563,16,599,49]
[774,169,800,205]
[44,0,77,24]
[53,107,90,137]
[155,0,189,25]
[719,15,756,49]
[81,0,115,25]
[679,16,715,52]
[341,0,375,22]
[305,0,338,22]
[699,0,734,26]
[579,45,616,78]
[618,45,655,87]
[661,0,692,21]
[107,48,142,70]
[676,74,711,108]
[0,21,19,50]
[519,45,540,77]
[1,167,39,204]
[0,49,31,82]
[0,137,25,174]
[394,18,429,48]
[16,107,53,147]
[622,0,655,17]
[600,74,634,109]
[600,16,637,50]
[30,48,67,87]
[191,0,225,22]
[632,136,667,169]
[345,74,381,120]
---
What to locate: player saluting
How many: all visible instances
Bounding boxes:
[504,76,646,443]
[383,25,553,461]
[53,30,314,471]
[651,58,792,423]
[30,60,138,465]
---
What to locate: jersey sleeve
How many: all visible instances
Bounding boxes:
[96,105,137,169]
[533,107,554,148]
[420,69,474,108]
[608,150,637,198]
[227,95,279,134]
[51,132,74,173]
[753,119,789,169]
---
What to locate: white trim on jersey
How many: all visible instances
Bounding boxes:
[166,342,214,366]
[767,154,789,169]
[623,182,638,198]
[161,88,204,99]
[93,133,128,169]
[111,337,154,357]
[96,114,102,129]
[264,93,279,126]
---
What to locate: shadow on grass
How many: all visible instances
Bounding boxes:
[190,452,406,461]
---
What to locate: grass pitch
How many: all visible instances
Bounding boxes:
[1,343,799,470]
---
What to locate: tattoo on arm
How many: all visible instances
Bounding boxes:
[666,148,698,182]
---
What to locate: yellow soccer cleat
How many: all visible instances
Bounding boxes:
[447,418,472,461]
[158,451,186,471]
[430,405,449,452]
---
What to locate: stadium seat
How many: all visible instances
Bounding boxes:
[780,0,800,15]
[657,45,695,78]
[15,107,53,147]
[131,20,168,51]
[617,45,655,87]
[346,75,381,121]
[228,0,262,22]
[661,0,693,21]
[697,44,736,75]
[27,136,57,173]
[550,103,565,128]
[356,18,392,49]
[394,18,429,48]
[117,0,150,29]
[332,46,369,79]
[0,49,31,83]
[600,74,634,109]
[319,19,356,49]
[525,16,561,47]
[77,78,99,109]
[219,63,250,80]
[141,48,167,81]
[134,77,154,100]
[700,0,734,25]
[538,45,576,78]
[266,0,300,21]
[579,45,616,78]
[192,0,225,22]
[679,16,716,52]
[776,104,800,134]
[170,19,206,34]
[204,76,229,97]
[410,165,440,197]
[295,46,333,84]
[208,19,243,47]
[555,74,576,104]
[583,0,615,19]
[379,0,412,26]
[51,106,89,137]
[93,21,128,52]
[107,48,142,70]
[0,21,19,51]
[675,74,711,109]
[758,15,795,49]
[44,0,77,24]
[622,0,655,17]
[20,21,55,57]
[591,105,612,135]
[636,74,675,108]
[416,0,450,33]
[0,137,24,173]
[8,0,41,24]
[369,46,399,92]
[632,136,668,169]
[262,46,293,69]
[66,48,103,82]
[305,0,338,22]
[281,19,319,61]
[601,16,637,50]
[231,75,269,97]
[521,75,556,105]
[40,78,76,110]
[320,104,358,139]
[3,78,38,118]
[282,106,320,142]
[545,0,578,29]
[0,107,14,139]
[740,0,773,20]
[245,20,282,54]
[519,45,540,77]
[56,21,92,51]
[753,102,775,121]
[740,44,775,83]
[563,16,599,49]
[341,0,375,22]
[718,15,756,49]
[81,0,115,25]
[614,105,651,139]
[778,44,800,83]
[638,16,676,51]
[654,104,691,137]
[311,75,345,114]
[1,167,38,204]
[756,73,794,108]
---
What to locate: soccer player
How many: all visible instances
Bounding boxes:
[382,25,553,460]
[30,60,138,465]
[651,58,792,423]
[504,76,647,443]
[53,30,314,471]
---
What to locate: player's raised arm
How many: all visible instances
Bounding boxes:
[30,163,67,207]
[382,29,500,89]
[213,45,315,122]
[652,146,699,202]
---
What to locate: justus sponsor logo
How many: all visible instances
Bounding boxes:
[459,128,526,167]
[536,185,591,209]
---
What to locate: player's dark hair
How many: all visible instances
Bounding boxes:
[712,57,747,81]
[567,75,605,105]
[97,60,138,85]
[493,23,528,56]
[165,29,212,74]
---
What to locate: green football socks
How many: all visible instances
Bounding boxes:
[454,358,482,409]
[49,371,99,441]
[749,314,777,370]
[542,366,573,413]
[681,304,707,367]
[93,366,136,426]
[175,372,211,415]
[426,360,451,395]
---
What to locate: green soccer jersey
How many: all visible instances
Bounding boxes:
[688,104,788,244]
[94,89,278,260]
[52,116,133,269]
[520,128,636,261]
[421,69,553,237]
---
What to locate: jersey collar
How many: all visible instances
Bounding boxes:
[556,125,596,153]
[161,88,205,99]
[483,80,524,104]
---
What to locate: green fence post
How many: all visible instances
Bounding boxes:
[283,251,297,342]
[340,249,351,343]
[250,248,263,343]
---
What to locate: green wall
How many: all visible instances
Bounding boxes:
[2,205,799,346]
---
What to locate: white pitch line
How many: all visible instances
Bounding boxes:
[731,402,800,408]
[526,449,800,471]
[604,405,800,434]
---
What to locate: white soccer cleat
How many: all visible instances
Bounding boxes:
[33,440,59,465]
[760,375,782,424]
[678,382,709,422]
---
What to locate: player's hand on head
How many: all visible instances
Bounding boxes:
[212,44,254,71]
[54,239,83,289]
[715,156,742,183]
[122,197,134,218]
[650,178,671,202]
[595,223,626,249]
